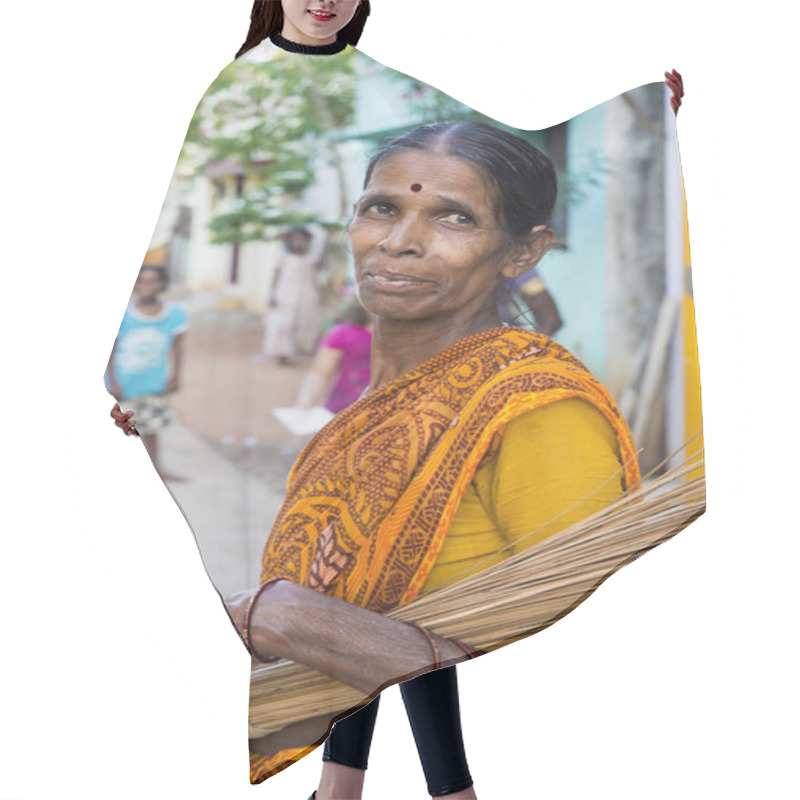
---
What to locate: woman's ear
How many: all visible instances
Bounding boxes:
[500,225,555,280]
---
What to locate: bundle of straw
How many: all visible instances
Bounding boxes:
[249,451,705,737]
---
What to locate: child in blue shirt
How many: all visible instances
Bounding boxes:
[107,266,188,481]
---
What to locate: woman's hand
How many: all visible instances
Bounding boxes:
[665,69,684,115]
[110,402,138,437]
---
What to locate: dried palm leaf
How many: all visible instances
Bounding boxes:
[249,450,705,737]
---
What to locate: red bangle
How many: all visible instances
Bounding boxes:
[450,638,481,660]
[243,578,283,663]
[405,621,441,670]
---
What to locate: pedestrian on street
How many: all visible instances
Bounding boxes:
[263,226,323,366]
[107,265,188,482]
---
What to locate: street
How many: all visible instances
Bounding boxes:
[159,308,318,597]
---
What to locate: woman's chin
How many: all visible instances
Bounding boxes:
[357,286,440,321]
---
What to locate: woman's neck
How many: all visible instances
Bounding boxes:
[368,308,503,389]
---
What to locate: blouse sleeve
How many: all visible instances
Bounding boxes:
[318,323,347,351]
[473,398,626,555]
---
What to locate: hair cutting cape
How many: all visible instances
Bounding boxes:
[108,35,703,785]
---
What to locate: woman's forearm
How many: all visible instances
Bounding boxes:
[229,581,465,695]
[295,347,341,408]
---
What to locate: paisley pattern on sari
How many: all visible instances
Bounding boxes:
[249,326,639,782]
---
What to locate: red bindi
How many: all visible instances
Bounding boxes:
[410,183,423,192]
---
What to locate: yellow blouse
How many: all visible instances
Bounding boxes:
[421,398,625,592]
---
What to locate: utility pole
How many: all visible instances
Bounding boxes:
[606,83,667,471]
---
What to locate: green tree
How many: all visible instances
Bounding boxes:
[181,52,358,245]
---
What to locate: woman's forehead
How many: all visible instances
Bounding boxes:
[366,149,491,196]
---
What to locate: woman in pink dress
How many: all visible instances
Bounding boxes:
[296,300,372,414]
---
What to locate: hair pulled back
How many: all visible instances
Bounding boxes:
[236,1,372,59]
[364,121,557,242]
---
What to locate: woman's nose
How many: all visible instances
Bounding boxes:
[379,218,425,257]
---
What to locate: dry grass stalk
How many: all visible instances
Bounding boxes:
[249,452,705,736]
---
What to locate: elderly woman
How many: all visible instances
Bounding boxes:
[221,120,639,797]
[112,127,639,799]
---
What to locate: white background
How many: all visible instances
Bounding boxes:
[1,1,797,798]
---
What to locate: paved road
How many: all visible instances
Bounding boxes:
[158,308,320,597]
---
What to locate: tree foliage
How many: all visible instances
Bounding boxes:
[180,52,358,244]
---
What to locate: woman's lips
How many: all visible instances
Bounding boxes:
[307,9,335,21]
[363,272,430,291]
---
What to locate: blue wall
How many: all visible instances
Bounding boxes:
[538,102,609,381]
[344,55,613,382]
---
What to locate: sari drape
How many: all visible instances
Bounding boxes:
[250,326,639,781]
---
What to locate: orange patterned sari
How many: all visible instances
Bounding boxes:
[250,327,639,782]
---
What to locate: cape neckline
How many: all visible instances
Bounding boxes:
[269,31,348,55]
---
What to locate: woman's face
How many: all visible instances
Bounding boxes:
[280,0,361,45]
[351,150,517,324]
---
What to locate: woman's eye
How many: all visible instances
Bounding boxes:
[363,202,394,216]
[441,211,474,225]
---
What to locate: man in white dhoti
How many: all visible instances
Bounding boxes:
[264,226,321,365]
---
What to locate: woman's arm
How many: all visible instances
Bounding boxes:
[517,279,563,336]
[477,398,626,553]
[228,402,624,694]
[225,581,467,695]
[107,343,139,436]
[295,346,343,409]
[166,331,186,394]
